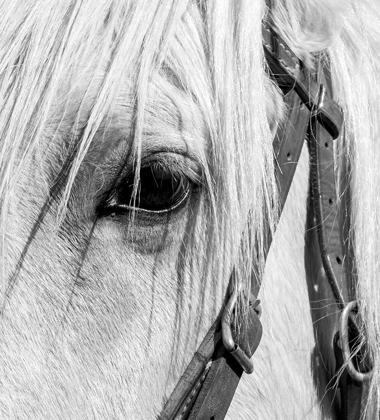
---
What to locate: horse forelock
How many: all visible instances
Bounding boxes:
[0,0,278,308]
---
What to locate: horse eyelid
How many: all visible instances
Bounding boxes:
[112,187,191,215]
[100,170,195,216]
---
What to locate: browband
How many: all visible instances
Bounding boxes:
[160,22,369,420]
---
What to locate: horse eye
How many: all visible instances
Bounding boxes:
[114,165,190,213]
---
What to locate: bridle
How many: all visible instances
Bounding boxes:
[160,22,373,420]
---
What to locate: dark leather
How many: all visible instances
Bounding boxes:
[308,109,347,309]
[188,306,262,420]
[274,89,310,213]
[160,22,366,420]
[170,87,314,419]
[334,333,363,420]
[159,308,262,420]
[263,25,343,140]
[158,319,222,419]
[308,66,353,308]
[307,62,365,420]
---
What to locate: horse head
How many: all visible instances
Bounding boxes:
[1,1,380,419]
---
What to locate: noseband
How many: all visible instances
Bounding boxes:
[160,22,373,420]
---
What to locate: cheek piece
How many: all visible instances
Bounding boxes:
[159,22,372,420]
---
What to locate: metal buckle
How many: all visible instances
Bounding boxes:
[339,301,373,382]
[221,285,261,374]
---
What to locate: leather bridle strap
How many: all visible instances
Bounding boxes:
[308,66,351,310]
[160,24,344,420]
[264,30,371,420]
[307,59,373,420]
[159,285,263,420]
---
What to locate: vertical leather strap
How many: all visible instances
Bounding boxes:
[308,111,347,308]
[307,62,366,420]
[161,25,348,420]
[334,334,363,420]
[308,67,352,308]
[274,90,310,213]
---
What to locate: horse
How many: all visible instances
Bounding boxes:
[1,0,380,418]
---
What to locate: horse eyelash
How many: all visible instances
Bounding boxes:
[99,154,201,215]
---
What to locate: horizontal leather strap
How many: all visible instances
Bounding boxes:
[273,89,310,212]
[263,24,343,140]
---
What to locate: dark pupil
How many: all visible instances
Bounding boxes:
[119,166,187,211]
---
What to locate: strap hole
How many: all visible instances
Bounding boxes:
[210,417,215,420]
[286,152,292,161]
[329,198,333,205]
[336,256,342,265]
[325,142,329,148]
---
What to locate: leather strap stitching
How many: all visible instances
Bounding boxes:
[176,362,212,420]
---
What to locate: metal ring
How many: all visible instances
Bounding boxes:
[339,301,373,382]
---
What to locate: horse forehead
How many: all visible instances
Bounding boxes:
[51,76,208,164]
